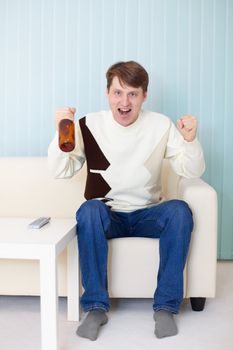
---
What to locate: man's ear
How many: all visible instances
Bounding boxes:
[143,92,148,102]
[106,88,109,96]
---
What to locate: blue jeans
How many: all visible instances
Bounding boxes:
[76,199,193,314]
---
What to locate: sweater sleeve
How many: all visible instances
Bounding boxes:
[165,121,205,178]
[47,120,86,179]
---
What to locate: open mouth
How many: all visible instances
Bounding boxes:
[118,108,132,116]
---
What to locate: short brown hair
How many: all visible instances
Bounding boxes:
[106,61,149,93]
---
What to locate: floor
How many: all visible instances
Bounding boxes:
[0,261,232,350]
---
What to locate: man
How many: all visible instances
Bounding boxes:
[48,61,205,341]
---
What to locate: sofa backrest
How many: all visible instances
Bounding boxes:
[0,157,179,218]
[0,157,86,218]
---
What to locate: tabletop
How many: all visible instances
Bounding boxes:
[0,218,77,245]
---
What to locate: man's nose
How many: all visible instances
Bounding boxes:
[121,94,130,106]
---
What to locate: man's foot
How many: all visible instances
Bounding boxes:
[153,310,178,338]
[76,309,108,341]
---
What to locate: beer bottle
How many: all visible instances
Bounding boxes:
[58,119,75,152]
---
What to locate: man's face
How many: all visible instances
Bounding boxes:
[107,76,147,127]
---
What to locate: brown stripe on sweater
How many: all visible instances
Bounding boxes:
[79,117,111,199]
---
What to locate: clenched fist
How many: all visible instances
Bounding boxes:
[176,115,197,142]
[55,107,76,130]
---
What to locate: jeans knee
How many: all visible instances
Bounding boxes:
[169,199,192,214]
[76,199,110,242]
[76,199,106,219]
[76,199,110,235]
[170,200,193,230]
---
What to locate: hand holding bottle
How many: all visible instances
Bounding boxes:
[55,107,76,130]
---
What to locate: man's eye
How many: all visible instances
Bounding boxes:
[114,91,121,96]
[129,92,138,97]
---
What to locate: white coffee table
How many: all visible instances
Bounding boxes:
[0,218,80,350]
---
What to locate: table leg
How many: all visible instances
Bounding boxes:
[40,248,58,350]
[67,237,80,321]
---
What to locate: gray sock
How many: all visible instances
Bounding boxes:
[76,309,108,341]
[153,310,178,338]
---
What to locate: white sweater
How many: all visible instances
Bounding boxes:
[48,110,205,212]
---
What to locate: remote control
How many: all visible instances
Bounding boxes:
[28,217,51,229]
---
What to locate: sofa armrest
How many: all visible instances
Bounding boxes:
[178,177,218,298]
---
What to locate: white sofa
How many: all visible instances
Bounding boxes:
[0,157,217,311]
